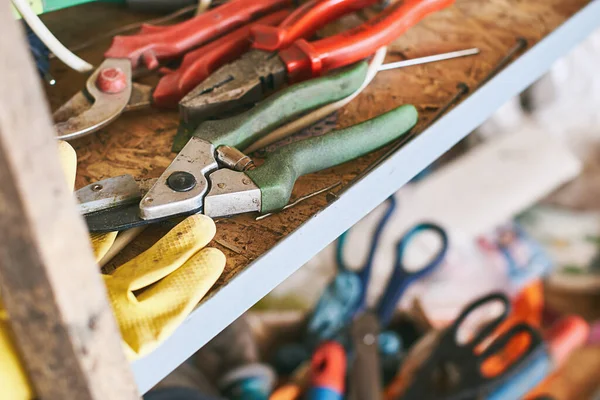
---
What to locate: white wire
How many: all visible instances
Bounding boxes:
[244,46,388,153]
[12,0,93,73]
[196,0,212,15]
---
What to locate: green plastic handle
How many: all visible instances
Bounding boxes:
[194,61,369,150]
[247,104,418,212]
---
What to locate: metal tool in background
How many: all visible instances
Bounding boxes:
[179,0,456,124]
[77,62,419,232]
[53,0,292,140]
[347,313,383,400]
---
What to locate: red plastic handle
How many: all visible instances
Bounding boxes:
[280,0,455,82]
[104,0,292,69]
[545,315,589,367]
[251,0,379,52]
[310,341,346,394]
[153,10,290,108]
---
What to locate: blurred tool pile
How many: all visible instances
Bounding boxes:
[146,208,591,399]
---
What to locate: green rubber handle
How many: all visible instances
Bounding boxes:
[194,61,368,150]
[247,104,418,212]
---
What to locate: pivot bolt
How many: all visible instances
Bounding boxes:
[167,171,196,192]
[96,67,127,94]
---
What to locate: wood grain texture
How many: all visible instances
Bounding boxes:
[0,3,138,399]
[40,0,591,397]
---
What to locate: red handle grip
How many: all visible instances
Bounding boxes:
[280,0,455,82]
[545,315,589,367]
[153,10,290,108]
[251,0,379,52]
[310,341,346,394]
[105,0,291,69]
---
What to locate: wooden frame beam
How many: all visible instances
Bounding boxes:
[0,3,138,398]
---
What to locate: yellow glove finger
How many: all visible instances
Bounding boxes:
[57,140,76,191]
[112,247,226,357]
[0,317,34,400]
[90,231,119,263]
[111,215,217,292]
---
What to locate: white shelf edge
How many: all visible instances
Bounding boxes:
[132,1,600,393]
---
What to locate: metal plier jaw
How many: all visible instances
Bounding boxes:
[139,137,261,220]
[53,58,152,140]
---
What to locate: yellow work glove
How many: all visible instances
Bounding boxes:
[104,214,226,360]
[0,141,76,400]
[0,307,33,400]
[61,139,227,359]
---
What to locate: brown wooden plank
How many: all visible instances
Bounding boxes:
[0,4,138,399]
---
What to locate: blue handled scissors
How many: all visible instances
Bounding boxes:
[337,196,449,326]
[307,196,449,345]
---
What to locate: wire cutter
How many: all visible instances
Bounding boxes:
[77,61,419,233]
[179,0,455,124]
[53,0,292,140]
[152,0,377,108]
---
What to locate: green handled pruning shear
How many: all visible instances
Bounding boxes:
[78,61,418,232]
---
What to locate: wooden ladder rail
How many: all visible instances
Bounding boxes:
[0,3,139,399]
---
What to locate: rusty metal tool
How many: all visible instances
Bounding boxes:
[52,0,292,140]
[179,0,455,124]
[153,10,292,108]
[76,62,419,232]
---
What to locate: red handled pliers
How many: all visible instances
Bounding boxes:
[179,0,455,124]
[53,0,291,140]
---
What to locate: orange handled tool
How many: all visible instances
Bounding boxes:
[180,0,455,122]
[153,0,382,108]
[105,0,292,69]
[251,0,379,51]
[281,0,455,81]
[307,342,347,400]
[153,10,291,108]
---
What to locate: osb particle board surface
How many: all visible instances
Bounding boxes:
[42,0,592,360]
[42,0,591,290]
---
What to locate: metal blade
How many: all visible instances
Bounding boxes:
[83,202,201,233]
[76,175,157,214]
[53,58,133,140]
[126,82,154,111]
[53,90,93,124]
[179,49,287,124]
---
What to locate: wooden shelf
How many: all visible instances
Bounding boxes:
[42,0,599,393]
